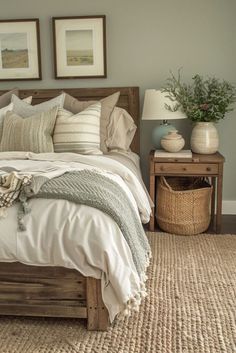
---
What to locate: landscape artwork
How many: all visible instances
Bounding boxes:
[0,32,29,69]
[66,30,94,66]
[53,16,106,78]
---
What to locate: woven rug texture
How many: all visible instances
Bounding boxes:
[0,232,236,353]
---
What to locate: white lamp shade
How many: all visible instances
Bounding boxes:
[142,89,187,120]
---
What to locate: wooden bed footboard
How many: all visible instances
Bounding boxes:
[0,262,109,331]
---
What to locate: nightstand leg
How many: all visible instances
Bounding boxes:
[149,175,155,231]
[211,177,216,228]
[216,165,223,233]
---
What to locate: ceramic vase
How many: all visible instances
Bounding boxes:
[161,130,185,152]
[190,122,219,154]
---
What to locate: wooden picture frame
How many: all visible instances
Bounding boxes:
[0,19,41,81]
[52,16,107,79]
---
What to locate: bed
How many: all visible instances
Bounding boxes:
[0,86,151,330]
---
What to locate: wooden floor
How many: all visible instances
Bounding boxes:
[218,215,236,234]
[154,215,236,234]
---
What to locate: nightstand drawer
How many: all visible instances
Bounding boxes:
[154,163,218,175]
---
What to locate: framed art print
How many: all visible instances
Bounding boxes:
[0,19,42,81]
[52,16,107,79]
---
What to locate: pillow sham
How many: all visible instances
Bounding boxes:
[63,92,120,153]
[53,102,102,155]
[21,96,33,105]
[0,88,19,108]
[0,107,58,153]
[106,107,137,151]
[11,93,65,117]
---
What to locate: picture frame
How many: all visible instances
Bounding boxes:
[0,19,42,81]
[52,16,107,79]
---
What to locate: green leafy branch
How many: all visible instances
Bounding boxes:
[162,70,236,123]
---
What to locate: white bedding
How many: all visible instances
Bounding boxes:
[0,151,152,322]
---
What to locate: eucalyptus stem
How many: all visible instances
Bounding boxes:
[162,71,236,123]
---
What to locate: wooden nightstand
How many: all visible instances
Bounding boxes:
[149,150,225,233]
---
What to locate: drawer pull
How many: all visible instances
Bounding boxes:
[160,166,164,171]
[183,167,187,171]
[206,167,211,171]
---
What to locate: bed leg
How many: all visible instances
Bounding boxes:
[86,277,109,331]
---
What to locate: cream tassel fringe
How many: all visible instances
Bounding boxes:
[117,251,151,319]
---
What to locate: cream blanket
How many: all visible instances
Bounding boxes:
[0,152,152,321]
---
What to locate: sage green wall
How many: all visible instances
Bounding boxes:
[1,0,236,201]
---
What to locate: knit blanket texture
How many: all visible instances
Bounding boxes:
[22,170,150,278]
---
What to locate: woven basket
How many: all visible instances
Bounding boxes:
[156,177,212,235]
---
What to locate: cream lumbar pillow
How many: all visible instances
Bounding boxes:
[0,107,58,153]
[11,93,65,117]
[53,102,102,155]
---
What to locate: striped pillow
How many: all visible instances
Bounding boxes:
[0,96,32,143]
[0,107,58,153]
[63,92,120,153]
[53,102,102,154]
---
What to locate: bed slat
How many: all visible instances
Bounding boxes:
[0,303,87,318]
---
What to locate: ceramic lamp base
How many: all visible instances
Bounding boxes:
[152,121,176,149]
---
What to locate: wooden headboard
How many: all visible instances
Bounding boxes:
[0,86,140,153]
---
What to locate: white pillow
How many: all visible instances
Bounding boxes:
[11,93,65,117]
[22,96,33,105]
[106,107,137,151]
[53,102,102,155]
[0,96,32,124]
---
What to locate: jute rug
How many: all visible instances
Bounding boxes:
[0,232,236,353]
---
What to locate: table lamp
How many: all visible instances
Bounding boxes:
[142,89,187,148]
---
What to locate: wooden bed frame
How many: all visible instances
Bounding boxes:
[0,86,140,330]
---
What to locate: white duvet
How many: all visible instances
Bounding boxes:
[0,151,152,322]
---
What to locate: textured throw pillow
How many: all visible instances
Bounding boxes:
[0,96,32,142]
[11,93,65,117]
[0,89,19,108]
[0,103,13,140]
[0,107,58,153]
[63,92,120,153]
[53,103,102,155]
[106,107,137,151]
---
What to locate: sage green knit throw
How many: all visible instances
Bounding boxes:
[27,170,150,278]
